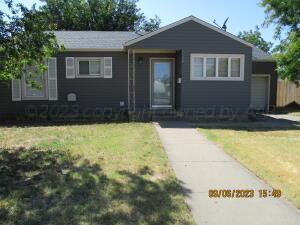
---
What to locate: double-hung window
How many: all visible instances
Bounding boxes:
[22,65,48,100]
[206,58,216,77]
[12,58,58,101]
[191,57,204,78]
[190,54,244,81]
[76,58,103,78]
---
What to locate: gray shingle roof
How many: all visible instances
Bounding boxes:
[252,46,274,61]
[53,31,140,50]
[52,31,274,61]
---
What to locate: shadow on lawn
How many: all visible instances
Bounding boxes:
[0,120,130,128]
[155,117,300,132]
[0,148,191,225]
[156,118,300,132]
[192,117,300,132]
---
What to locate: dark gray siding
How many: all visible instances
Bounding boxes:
[128,20,253,110]
[57,52,128,107]
[0,52,128,120]
[252,62,277,107]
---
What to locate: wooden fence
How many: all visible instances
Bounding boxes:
[277,79,300,107]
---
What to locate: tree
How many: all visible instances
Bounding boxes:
[238,26,273,52]
[260,0,300,82]
[261,0,299,38]
[39,0,161,32]
[274,32,300,83]
[0,0,60,81]
[140,15,161,32]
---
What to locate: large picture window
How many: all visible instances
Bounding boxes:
[76,58,103,78]
[190,54,244,81]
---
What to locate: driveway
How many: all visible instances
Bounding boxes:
[154,121,300,225]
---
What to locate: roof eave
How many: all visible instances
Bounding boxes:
[62,48,125,52]
[253,58,276,62]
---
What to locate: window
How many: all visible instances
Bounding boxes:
[190,54,244,81]
[206,58,216,77]
[191,57,204,79]
[218,58,228,77]
[231,58,240,77]
[12,58,58,102]
[67,57,112,79]
[22,65,48,100]
[76,58,103,77]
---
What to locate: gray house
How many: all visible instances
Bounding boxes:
[0,16,277,120]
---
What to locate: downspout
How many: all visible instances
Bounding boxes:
[127,49,130,112]
[133,49,136,112]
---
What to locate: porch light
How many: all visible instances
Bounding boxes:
[137,56,143,64]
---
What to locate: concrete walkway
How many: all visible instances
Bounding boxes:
[154,121,300,225]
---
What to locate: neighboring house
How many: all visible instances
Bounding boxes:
[0,16,277,120]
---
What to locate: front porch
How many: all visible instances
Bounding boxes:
[127,49,182,112]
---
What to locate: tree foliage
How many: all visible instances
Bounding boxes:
[39,0,161,32]
[238,26,273,52]
[141,15,161,32]
[261,0,300,82]
[273,32,300,83]
[0,0,60,80]
[0,0,160,81]
[261,0,300,38]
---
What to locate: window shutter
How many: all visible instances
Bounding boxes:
[48,57,58,100]
[103,57,112,78]
[12,79,21,101]
[66,57,75,79]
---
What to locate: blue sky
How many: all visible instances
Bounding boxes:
[137,0,278,45]
[1,0,278,45]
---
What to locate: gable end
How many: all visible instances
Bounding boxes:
[125,16,254,48]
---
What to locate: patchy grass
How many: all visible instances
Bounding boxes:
[0,123,195,225]
[277,105,300,118]
[288,111,300,117]
[196,122,300,209]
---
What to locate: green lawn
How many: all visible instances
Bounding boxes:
[0,123,195,225]
[196,122,300,208]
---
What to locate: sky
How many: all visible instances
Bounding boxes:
[0,0,279,45]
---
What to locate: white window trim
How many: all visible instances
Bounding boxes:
[190,54,245,81]
[75,57,103,78]
[22,67,49,101]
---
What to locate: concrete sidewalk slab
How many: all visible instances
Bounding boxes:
[154,121,300,225]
